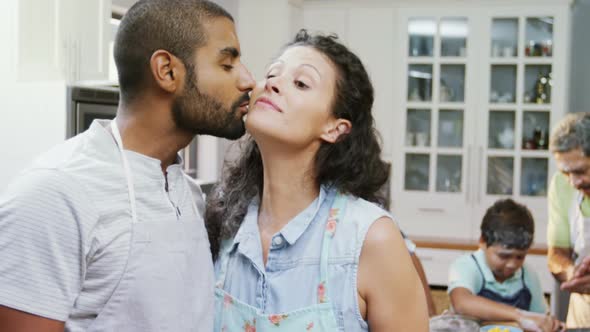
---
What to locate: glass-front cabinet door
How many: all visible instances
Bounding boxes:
[405,17,468,194]
[399,13,472,239]
[479,14,556,244]
[394,6,567,245]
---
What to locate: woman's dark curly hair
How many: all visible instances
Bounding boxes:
[205,29,390,260]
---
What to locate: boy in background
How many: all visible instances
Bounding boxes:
[448,199,563,332]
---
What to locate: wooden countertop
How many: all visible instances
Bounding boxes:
[410,236,548,256]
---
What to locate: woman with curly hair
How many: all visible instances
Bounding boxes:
[206,29,428,331]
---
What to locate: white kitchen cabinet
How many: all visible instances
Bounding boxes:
[392,2,572,246]
[0,0,111,189]
[16,0,111,82]
[300,0,570,245]
[526,254,555,294]
[415,247,468,287]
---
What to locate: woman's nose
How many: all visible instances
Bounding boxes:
[265,77,280,94]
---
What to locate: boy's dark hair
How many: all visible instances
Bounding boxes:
[481,199,535,250]
[114,0,233,103]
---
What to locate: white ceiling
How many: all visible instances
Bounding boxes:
[111,0,237,17]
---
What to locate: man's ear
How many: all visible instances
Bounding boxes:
[149,50,185,94]
[478,236,486,250]
[320,119,352,143]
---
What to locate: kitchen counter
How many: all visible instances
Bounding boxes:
[410,236,548,255]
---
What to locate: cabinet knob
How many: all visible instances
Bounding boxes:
[418,207,445,213]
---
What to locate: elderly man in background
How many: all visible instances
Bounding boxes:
[548,112,590,328]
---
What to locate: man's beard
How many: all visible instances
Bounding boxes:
[172,70,249,140]
[579,185,590,199]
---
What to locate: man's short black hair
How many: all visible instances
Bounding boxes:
[481,199,535,250]
[114,0,233,103]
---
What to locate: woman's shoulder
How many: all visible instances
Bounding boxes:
[332,193,396,255]
[342,194,392,224]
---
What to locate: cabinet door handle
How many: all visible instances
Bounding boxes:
[182,141,197,178]
[183,147,191,173]
[466,145,472,204]
[477,146,483,203]
[417,255,433,262]
[418,208,445,213]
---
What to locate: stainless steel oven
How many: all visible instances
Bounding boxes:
[66,83,198,178]
[66,84,118,138]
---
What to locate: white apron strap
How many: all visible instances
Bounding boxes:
[110,119,138,224]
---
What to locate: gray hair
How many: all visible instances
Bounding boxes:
[550,113,590,156]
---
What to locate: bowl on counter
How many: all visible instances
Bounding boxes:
[430,314,480,332]
[480,325,523,332]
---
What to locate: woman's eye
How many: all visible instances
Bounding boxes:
[266,74,275,79]
[295,80,309,89]
[222,64,234,71]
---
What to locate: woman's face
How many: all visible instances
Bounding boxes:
[246,46,343,149]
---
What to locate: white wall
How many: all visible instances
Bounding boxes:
[237,0,301,80]
[226,1,398,164]
[0,0,110,190]
[0,1,67,189]
[569,0,590,113]
[0,0,16,83]
[5,0,585,189]
[219,0,304,167]
[0,0,295,190]
[212,0,238,18]
[348,8,396,162]
[303,2,398,161]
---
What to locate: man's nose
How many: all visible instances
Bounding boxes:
[238,66,255,92]
[506,260,518,269]
[571,174,584,188]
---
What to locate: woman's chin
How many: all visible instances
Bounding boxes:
[245,115,275,137]
[245,122,273,142]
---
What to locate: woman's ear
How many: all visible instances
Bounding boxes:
[320,119,352,143]
[149,49,185,94]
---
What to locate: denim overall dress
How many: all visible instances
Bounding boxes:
[213,193,348,332]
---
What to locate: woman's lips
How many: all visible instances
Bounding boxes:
[255,97,282,112]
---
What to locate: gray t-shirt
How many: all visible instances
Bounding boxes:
[0,120,211,331]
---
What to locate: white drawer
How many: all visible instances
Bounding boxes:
[415,248,468,287]
[525,254,554,294]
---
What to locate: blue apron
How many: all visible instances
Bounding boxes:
[471,254,532,310]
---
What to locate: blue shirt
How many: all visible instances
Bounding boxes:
[448,249,547,313]
[214,186,393,331]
